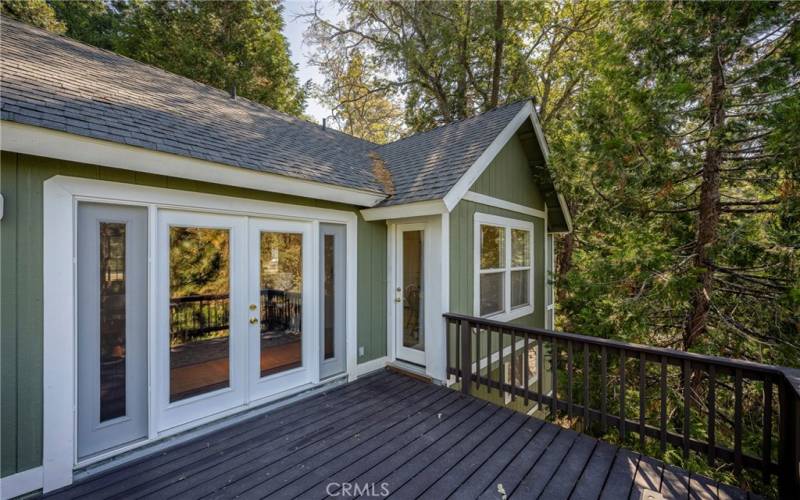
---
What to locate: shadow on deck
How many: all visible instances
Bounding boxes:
[45,370,756,499]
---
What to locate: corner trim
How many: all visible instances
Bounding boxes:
[360,199,448,221]
[1,121,386,207]
[462,191,546,219]
[0,467,43,500]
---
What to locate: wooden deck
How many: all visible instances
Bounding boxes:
[46,370,756,500]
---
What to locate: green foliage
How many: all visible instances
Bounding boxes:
[2,0,65,32]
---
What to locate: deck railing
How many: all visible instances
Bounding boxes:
[444,312,800,498]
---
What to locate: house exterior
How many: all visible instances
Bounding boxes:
[0,18,570,497]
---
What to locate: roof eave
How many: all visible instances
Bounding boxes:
[0,120,387,207]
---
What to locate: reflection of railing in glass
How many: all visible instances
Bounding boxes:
[168,289,301,344]
[168,289,302,383]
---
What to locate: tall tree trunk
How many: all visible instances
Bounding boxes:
[684,42,726,351]
[455,0,472,119]
[489,0,504,109]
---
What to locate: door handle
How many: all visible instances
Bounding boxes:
[249,317,259,325]
[395,297,402,303]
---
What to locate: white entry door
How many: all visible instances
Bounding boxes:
[247,218,315,401]
[394,224,427,366]
[157,211,248,430]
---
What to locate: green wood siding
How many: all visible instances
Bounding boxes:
[449,136,548,329]
[470,135,546,211]
[0,151,387,477]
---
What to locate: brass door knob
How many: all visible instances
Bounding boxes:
[249,317,259,325]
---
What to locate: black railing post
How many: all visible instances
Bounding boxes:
[778,375,800,499]
[460,320,471,395]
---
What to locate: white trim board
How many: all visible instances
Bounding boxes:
[0,467,43,500]
[360,199,447,221]
[355,357,388,377]
[1,121,386,207]
[41,176,360,493]
[462,191,546,219]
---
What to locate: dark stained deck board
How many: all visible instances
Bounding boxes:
[290,391,470,499]
[630,455,665,500]
[240,385,458,499]
[570,439,618,500]
[689,472,720,500]
[150,376,435,499]
[296,395,478,500]
[537,433,597,499]
[49,370,396,499]
[448,417,545,498]
[374,405,509,498]
[598,448,641,499]
[660,463,691,499]
[415,412,529,500]
[99,375,423,499]
[511,428,581,498]
[477,419,561,499]
[44,370,754,500]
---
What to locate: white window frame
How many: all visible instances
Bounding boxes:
[473,212,535,322]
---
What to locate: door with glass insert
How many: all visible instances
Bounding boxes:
[395,224,426,365]
[157,211,247,430]
[77,203,148,459]
[248,219,312,400]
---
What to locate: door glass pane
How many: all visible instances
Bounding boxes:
[402,230,424,351]
[511,269,530,308]
[480,272,504,316]
[511,229,530,267]
[100,222,126,421]
[480,225,504,269]
[323,234,335,360]
[260,232,303,377]
[169,227,230,402]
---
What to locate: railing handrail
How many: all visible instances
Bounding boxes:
[444,312,800,392]
[444,312,800,499]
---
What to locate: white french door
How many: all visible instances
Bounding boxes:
[247,218,315,401]
[157,212,316,431]
[157,211,248,430]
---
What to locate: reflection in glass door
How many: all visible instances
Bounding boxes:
[168,226,232,402]
[395,225,426,366]
[248,219,311,401]
[157,211,246,431]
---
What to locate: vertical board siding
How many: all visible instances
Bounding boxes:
[0,152,388,477]
[449,200,545,329]
[1,151,19,476]
[470,135,546,211]
[449,135,548,330]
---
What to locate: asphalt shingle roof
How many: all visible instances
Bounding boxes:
[373,101,527,205]
[0,17,534,207]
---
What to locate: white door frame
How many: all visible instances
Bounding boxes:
[42,176,358,493]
